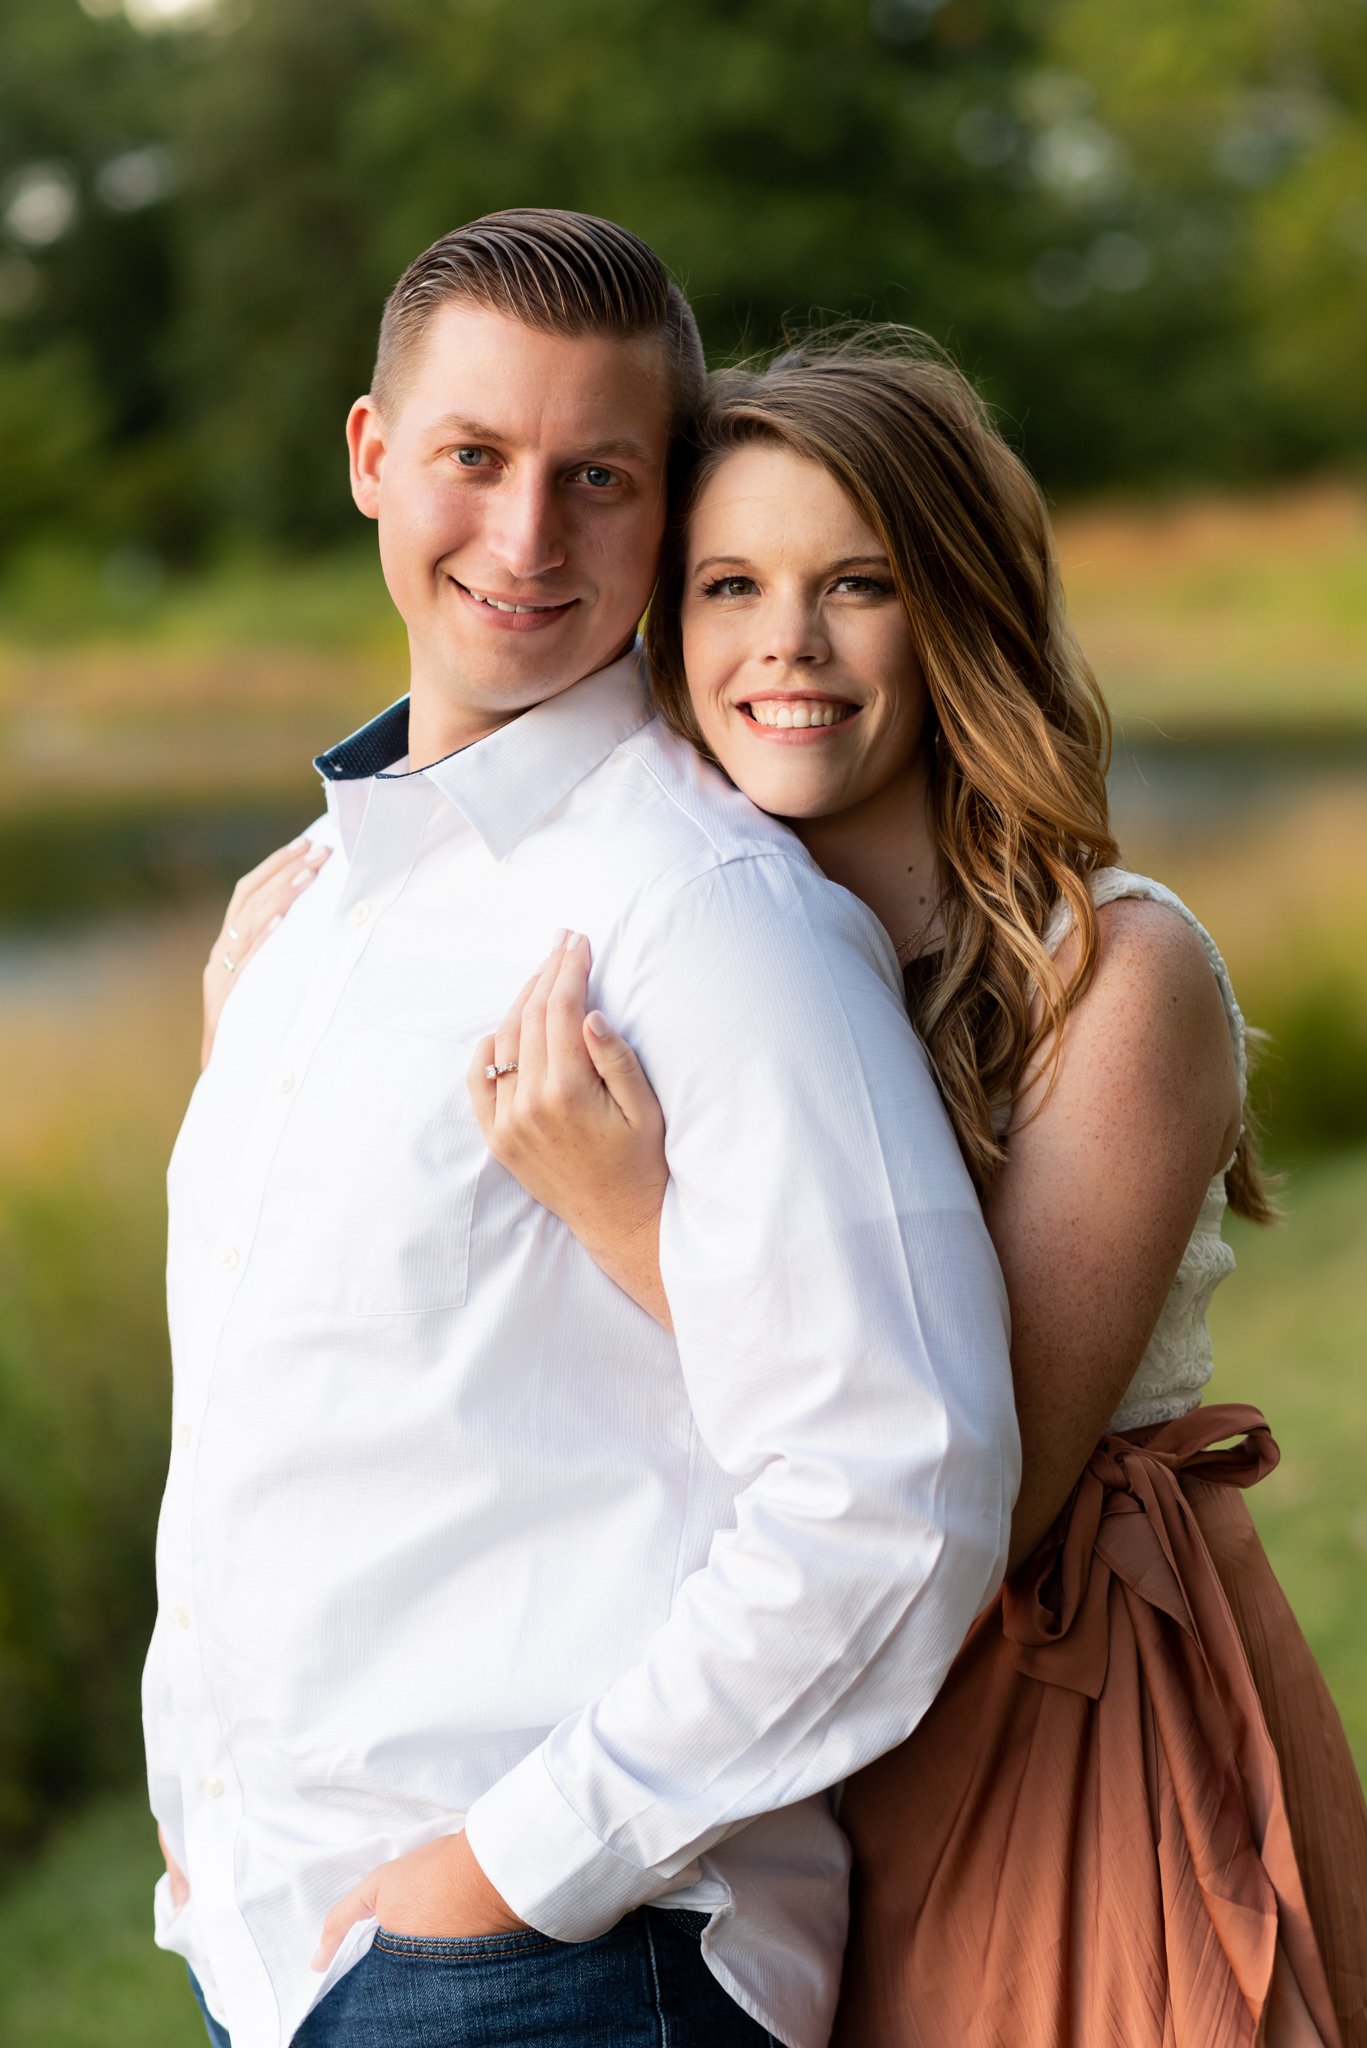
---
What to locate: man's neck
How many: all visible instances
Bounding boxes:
[405,692,520,774]
[402,636,638,774]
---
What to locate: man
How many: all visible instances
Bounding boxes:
[145,209,1017,2048]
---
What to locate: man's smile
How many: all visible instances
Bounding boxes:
[448,576,581,632]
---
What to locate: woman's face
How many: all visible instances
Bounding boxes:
[680,444,930,821]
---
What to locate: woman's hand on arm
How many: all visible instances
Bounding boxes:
[466,934,673,1328]
[201,836,330,1069]
[987,898,1244,1573]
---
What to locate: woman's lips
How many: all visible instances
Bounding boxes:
[450,578,579,633]
[738,697,861,740]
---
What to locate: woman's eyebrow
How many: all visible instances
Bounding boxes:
[689,552,893,576]
[690,555,753,577]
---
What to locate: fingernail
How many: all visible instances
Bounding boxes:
[291,868,314,888]
[289,834,308,851]
[308,844,331,863]
[564,931,585,952]
[268,914,283,931]
[585,1010,609,1038]
[310,1951,327,1973]
[551,927,568,948]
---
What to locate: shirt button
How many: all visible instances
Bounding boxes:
[199,1774,225,1800]
[220,1247,239,1272]
[350,901,372,927]
[170,1605,191,1630]
[175,1423,192,1450]
[276,1071,296,1095]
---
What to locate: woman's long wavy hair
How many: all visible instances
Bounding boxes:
[646,329,1274,1220]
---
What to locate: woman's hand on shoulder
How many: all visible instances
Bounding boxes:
[467,934,672,1328]
[202,835,331,1071]
[992,894,1242,1568]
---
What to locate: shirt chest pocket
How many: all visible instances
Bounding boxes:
[253,1025,483,1318]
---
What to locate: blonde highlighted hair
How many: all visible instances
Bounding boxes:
[646,329,1274,1220]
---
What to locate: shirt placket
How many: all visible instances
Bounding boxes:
[158,772,434,2048]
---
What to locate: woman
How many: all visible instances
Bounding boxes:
[208,333,1367,2045]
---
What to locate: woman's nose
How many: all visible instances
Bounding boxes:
[760,597,829,666]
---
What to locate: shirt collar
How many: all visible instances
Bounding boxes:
[313,643,654,862]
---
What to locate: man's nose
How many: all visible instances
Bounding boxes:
[484,473,568,582]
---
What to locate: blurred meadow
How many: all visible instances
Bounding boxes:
[2,0,1365,2039]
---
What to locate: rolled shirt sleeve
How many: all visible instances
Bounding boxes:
[465,853,1018,1936]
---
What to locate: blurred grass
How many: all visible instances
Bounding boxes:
[1055,480,1367,735]
[0,916,203,1850]
[0,1793,196,2048]
[1211,1152,1367,1773]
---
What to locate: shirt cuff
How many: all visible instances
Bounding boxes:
[463,1745,661,1940]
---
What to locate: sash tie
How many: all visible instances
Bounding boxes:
[1004,1401,1279,1698]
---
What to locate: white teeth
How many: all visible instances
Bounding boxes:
[467,587,560,614]
[748,701,852,729]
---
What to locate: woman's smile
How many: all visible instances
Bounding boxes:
[738,692,862,735]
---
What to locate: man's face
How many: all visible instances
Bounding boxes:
[348,302,672,744]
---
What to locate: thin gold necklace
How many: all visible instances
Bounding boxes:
[895,899,942,965]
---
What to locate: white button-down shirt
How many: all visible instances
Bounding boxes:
[144,648,1016,2048]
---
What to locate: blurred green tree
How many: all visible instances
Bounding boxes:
[0,0,1362,563]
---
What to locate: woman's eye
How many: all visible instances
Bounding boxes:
[701,575,757,599]
[833,575,894,595]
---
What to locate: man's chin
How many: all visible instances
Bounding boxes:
[420,620,637,707]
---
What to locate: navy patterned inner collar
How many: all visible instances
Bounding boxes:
[313,697,412,783]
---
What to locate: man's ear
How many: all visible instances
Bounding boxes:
[347,395,386,520]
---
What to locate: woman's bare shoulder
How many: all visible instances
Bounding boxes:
[1014,890,1240,1161]
[1055,891,1230,1040]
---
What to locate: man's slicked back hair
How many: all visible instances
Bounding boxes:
[372,208,705,436]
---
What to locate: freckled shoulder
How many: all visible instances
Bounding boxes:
[1062,895,1232,1041]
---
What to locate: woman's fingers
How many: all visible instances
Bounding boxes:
[506,938,567,1097]
[211,844,329,974]
[583,1011,663,1135]
[544,935,601,1090]
[237,832,313,893]
[201,839,330,1070]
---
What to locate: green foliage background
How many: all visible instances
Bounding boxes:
[2,0,1366,570]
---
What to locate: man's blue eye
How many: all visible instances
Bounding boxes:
[455,448,485,467]
[581,466,615,487]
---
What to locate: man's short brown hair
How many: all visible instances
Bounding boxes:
[372,208,705,437]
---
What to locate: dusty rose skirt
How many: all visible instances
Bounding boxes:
[833,1404,1367,2048]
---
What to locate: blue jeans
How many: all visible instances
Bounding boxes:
[188,1909,776,2046]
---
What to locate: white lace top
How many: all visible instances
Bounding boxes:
[1036,867,1247,1433]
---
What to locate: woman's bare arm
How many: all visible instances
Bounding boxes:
[986,897,1242,1571]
